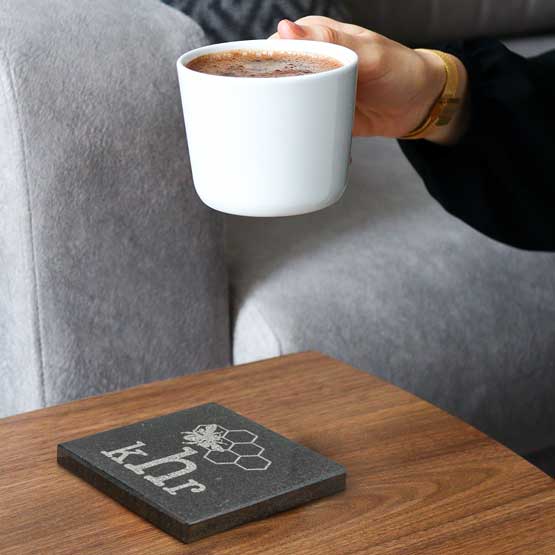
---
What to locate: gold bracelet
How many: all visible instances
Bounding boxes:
[401,49,461,140]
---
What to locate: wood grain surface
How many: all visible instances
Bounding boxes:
[1,352,554,554]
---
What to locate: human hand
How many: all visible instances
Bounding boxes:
[270,17,469,143]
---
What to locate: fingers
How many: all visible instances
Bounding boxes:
[269,16,373,48]
[294,15,370,37]
[274,19,360,52]
[276,19,305,39]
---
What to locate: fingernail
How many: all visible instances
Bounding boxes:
[285,20,305,37]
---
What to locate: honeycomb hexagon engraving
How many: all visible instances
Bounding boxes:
[229,443,264,457]
[204,450,239,465]
[236,455,272,470]
[223,430,257,444]
[182,424,271,471]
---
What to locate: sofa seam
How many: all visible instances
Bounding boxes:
[3,50,47,407]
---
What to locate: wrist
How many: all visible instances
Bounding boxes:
[409,49,470,144]
[425,53,470,144]
[406,49,447,134]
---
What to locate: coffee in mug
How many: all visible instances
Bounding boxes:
[186,49,343,78]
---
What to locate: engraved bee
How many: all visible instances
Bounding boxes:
[182,424,228,452]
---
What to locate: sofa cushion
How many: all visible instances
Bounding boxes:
[227,35,555,455]
[347,0,555,44]
[163,0,351,43]
[0,0,229,416]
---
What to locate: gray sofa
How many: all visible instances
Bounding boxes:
[1,0,554,458]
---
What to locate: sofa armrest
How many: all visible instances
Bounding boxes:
[347,0,555,43]
[0,0,229,416]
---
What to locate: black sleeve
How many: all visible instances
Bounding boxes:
[399,39,555,251]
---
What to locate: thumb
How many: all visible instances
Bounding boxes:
[277,19,358,51]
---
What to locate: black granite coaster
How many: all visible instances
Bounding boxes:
[57,403,346,543]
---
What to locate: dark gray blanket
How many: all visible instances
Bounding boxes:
[162,0,351,43]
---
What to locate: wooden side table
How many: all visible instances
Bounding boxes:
[1,352,554,554]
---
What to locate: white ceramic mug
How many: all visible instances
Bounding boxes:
[177,39,358,217]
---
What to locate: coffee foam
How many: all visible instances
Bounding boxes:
[186,49,343,78]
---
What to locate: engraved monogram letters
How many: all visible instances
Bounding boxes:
[101,442,207,496]
[100,424,271,497]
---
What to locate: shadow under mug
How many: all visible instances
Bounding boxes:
[177,39,358,217]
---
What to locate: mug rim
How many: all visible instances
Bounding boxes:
[176,39,358,82]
